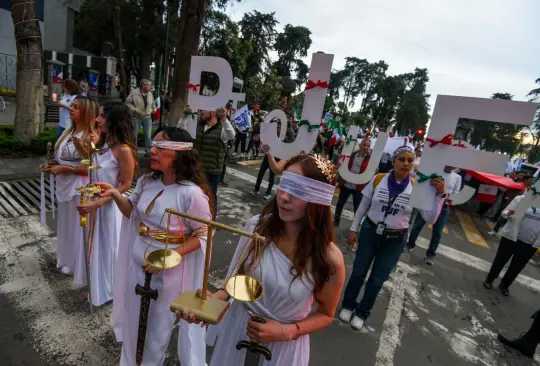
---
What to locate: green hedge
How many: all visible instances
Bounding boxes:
[0,125,154,156]
[0,125,57,156]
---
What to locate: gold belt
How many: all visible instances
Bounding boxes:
[139,223,186,244]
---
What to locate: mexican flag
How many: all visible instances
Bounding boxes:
[476,184,498,203]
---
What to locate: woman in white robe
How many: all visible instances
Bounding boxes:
[179,153,346,366]
[75,102,137,306]
[43,96,99,275]
[97,127,212,366]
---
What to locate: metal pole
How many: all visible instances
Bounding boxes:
[159,1,170,128]
[164,208,264,239]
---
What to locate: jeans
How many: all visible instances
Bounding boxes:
[486,237,537,289]
[57,126,66,138]
[235,132,247,153]
[334,186,362,224]
[407,205,450,257]
[133,116,152,151]
[207,174,221,213]
[341,219,406,320]
[254,156,279,194]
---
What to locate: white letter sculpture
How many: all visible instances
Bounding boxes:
[410,95,537,211]
[184,56,246,138]
[261,53,334,160]
[338,126,388,184]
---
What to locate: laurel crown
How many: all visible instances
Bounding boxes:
[310,153,337,184]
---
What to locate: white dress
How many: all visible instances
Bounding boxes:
[206,216,314,366]
[73,145,121,306]
[114,175,210,366]
[55,131,89,273]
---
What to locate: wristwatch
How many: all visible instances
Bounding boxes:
[437,192,449,199]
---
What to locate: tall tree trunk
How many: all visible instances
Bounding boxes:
[112,0,128,100]
[169,0,206,126]
[11,0,44,141]
[139,52,152,82]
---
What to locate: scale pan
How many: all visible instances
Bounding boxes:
[225,275,264,302]
[146,249,183,270]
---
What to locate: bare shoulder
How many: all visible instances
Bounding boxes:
[327,242,345,267]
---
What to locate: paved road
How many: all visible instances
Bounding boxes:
[1,160,540,366]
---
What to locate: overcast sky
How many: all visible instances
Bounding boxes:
[226,0,540,111]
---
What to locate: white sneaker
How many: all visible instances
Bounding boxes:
[339,309,354,323]
[351,315,364,330]
[488,231,496,236]
[60,266,72,275]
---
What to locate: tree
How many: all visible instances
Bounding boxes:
[11,0,44,141]
[244,70,282,111]
[394,68,430,136]
[75,0,166,82]
[112,0,127,100]
[525,78,540,162]
[456,92,520,154]
[238,11,278,83]
[169,0,207,125]
[273,25,312,91]
[199,10,251,92]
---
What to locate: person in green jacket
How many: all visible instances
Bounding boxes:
[194,107,235,213]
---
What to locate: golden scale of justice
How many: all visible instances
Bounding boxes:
[75,134,102,313]
[135,208,272,364]
[40,135,102,313]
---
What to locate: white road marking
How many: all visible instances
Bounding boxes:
[375,264,412,366]
[414,237,540,292]
[229,166,540,292]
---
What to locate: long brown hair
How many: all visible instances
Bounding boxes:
[148,127,215,219]
[243,154,336,303]
[55,96,98,153]
[98,101,139,171]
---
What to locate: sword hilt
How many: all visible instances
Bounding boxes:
[135,272,158,300]
[235,315,272,360]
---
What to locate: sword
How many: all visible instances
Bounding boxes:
[135,272,158,365]
[235,301,272,361]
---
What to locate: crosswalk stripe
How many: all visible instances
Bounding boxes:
[454,210,489,248]
[427,224,449,234]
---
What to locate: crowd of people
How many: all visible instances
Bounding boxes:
[42,77,540,364]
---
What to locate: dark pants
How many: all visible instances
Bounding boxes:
[254,156,279,194]
[486,237,536,289]
[207,174,221,212]
[407,205,450,257]
[334,186,362,224]
[341,219,406,320]
[235,132,247,153]
[220,143,232,182]
[493,217,507,232]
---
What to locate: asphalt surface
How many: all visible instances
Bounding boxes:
[1,159,540,366]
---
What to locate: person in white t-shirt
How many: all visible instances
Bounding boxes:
[484,193,540,296]
[405,165,462,265]
[56,79,81,137]
[339,146,445,330]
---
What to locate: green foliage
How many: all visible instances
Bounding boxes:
[455,93,520,154]
[0,125,57,156]
[273,25,312,91]
[200,10,252,90]
[239,11,279,82]
[75,0,169,79]
[245,71,282,110]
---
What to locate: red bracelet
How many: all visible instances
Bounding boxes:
[292,322,300,340]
